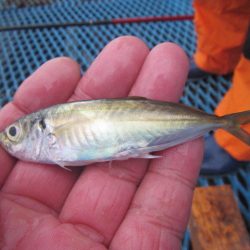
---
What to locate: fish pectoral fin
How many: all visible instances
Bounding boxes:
[51,117,89,137]
[114,150,163,160]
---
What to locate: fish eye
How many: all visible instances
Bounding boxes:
[6,124,21,142]
[9,126,17,136]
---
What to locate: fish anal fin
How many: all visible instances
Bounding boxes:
[54,161,72,171]
[137,153,162,159]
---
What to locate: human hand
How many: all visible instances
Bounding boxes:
[0,36,203,250]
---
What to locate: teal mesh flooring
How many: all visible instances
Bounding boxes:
[0,0,249,249]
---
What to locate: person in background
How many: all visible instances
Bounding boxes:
[189,0,250,174]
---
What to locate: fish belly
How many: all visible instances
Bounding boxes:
[51,118,209,164]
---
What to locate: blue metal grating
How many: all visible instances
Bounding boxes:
[0,0,249,249]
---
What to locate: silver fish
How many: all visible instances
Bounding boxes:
[1,97,250,169]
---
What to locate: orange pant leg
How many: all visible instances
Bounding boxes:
[215,56,250,161]
[193,0,250,74]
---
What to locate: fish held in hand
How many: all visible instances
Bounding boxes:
[0,97,250,169]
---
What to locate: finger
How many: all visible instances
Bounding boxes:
[2,36,149,214]
[60,42,189,246]
[130,42,188,101]
[2,58,81,211]
[110,44,199,250]
[0,57,80,187]
[111,141,203,250]
[111,48,203,249]
[14,57,81,112]
[70,36,149,101]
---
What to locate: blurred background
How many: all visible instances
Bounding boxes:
[0,0,249,249]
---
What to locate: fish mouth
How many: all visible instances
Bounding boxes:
[0,131,6,147]
[0,131,3,144]
[0,131,11,154]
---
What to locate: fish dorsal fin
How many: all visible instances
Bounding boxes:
[127,96,148,100]
[103,96,148,102]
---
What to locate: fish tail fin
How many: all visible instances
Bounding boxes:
[221,111,250,146]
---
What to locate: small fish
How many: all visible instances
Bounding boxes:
[0,97,250,169]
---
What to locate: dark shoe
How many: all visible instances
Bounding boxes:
[200,134,245,175]
[188,58,212,79]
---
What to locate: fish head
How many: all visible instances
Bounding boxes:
[0,115,44,161]
[0,118,29,158]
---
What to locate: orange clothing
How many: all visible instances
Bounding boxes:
[193,0,250,74]
[215,56,250,161]
[193,0,250,161]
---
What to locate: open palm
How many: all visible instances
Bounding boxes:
[0,36,203,250]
